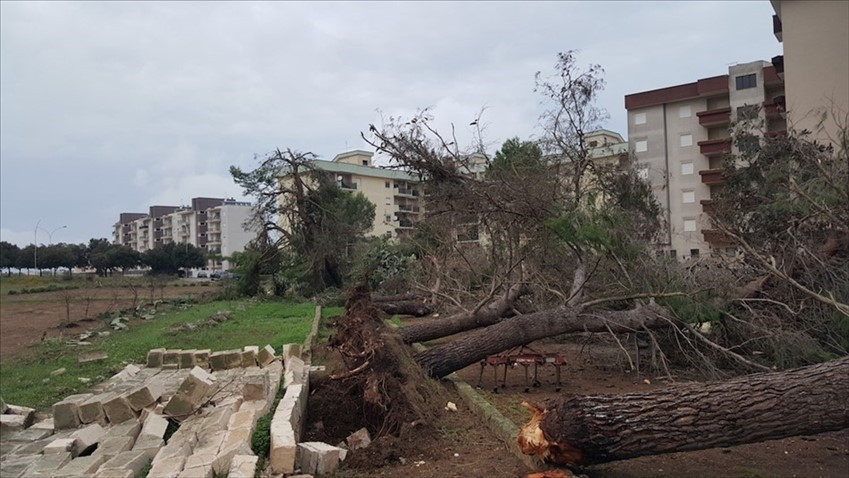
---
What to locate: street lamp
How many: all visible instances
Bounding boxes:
[33,222,67,272]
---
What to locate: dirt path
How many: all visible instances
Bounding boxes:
[0,285,221,359]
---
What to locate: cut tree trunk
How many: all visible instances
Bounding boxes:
[375,300,434,317]
[372,292,431,303]
[400,283,528,344]
[518,356,849,465]
[414,302,671,378]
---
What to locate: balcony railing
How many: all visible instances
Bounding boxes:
[339,181,357,190]
[703,229,731,245]
[699,168,725,185]
[700,199,715,214]
[395,188,419,197]
[697,107,731,127]
[698,138,732,157]
[397,204,421,213]
[396,219,414,229]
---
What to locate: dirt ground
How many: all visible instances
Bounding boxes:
[0,284,221,359]
[306,320,849,478]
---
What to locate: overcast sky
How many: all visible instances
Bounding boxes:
[0,1,781,247]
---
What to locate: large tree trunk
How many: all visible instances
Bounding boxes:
[400,283,528,343]
[518,356,849,465]
[372,292,431,303]
[414,302,671,378]
[375,300,435,317]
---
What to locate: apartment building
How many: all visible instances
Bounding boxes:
[113,197,254,270]
[284,150,424,240]
[770,1,849,144]
[625,60,786,259]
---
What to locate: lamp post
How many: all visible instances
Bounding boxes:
[33,222,67,274]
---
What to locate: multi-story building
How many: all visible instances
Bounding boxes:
[625,60,786,259]
[281,150,424,240]
[770,1,849,145]
[113,197,254,271]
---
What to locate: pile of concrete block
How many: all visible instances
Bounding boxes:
[0,344,285,478]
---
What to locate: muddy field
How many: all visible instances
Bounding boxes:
[304,320,849,478]
[0,283,221,358]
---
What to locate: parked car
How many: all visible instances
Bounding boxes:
[196,271,208,278]
[210,272,221,280]
[220,271,240,280]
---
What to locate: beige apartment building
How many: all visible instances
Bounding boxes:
[113,197,254,271]
[770,1,849,144]
[284,150,424,240]
[625,61,786,259]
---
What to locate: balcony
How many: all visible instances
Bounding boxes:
[763,100,783,119]
[698,138,732,157]
[773,14,782,42]
[771,55,784,81]
[395,188,419,198]
[700,199,715,214]
[699,168,725,185]
[703,229,731,245]
[397,204,421,213]
[396,219,414,229]
[764,129,787,139]
[697,107,731,127]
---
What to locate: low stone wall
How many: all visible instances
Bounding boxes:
[0,344,284,478]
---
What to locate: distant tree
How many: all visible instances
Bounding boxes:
[87,238,115,276]
[39,244,76,275]
[142,242,205,275]
[15,245,34,272]
[0,241,19,276]
[487,137,544,178]
[109,246,143,273]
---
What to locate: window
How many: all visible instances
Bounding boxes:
[679,105,691,118]
[690,249,700,258]
[384,231,392,239]
[588,140,598,147]
[680,134,693,147]
[682,190,695,203]
[635,140,648,153]
[634,112,647,125]
[683,219,697,232]
[669,250,677,259]
[735,73,757,90]
[681,162,694,175]
[385,197,391,205]
[385,215,391,223]
[385,181,390,188]
[362,160,368,166]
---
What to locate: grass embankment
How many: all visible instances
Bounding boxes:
[0,300,342,411]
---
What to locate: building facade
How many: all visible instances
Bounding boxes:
[625,61,786,259]
[113,197,254,271]
[770,0,849,145]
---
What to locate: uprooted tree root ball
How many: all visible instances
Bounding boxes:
[327,283,448,438]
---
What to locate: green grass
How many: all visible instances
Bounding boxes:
[0,300,323,411]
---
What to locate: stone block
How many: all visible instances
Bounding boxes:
[212,427,252,474]
[99,450,151,476]
[208,350,242,371]
[193,349,211,369]
[79,394,108,424]
[102,393,138,424]
[0,414,27,431]
[241,346,259,368]
[95,469,134,478]
[70,422,106,455]
[92,436,135,461]
[284,356,306,387]
[113,364,142,381]
[55,454,106,476]
[162,350,182,369]
[131,434,164,459]
[147,348,166,368]
[30,418,55,431]
[257,344,277,367]
[6,403,36,423]
[269,384,308,475]
[43,437,76,454]
[0,455,38,478]
[53,393,93,429]
[162,367,216,418]
[346,427,371,450]
[227,455,258,478]
[26,451,72,474]
[297,442,347,475]
[152,441,192,464]
[226,408,257,432]
[103,418,141,441]
[179,350,197,369]
[281,343,301,361]
[78,350,109,363]
[3,427,53,442]
[140,412,170,439]
[242,370,269,402]
[146,455,187,478]
[126,381,165,411]
[7,436,53,456]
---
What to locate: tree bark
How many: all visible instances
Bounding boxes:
[372,292,431,303]
[518,356,849,465]
[414,302,671,378]
[400,283,528,344]
[375,300,435,317]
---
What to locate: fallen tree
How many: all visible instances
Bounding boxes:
[518,356,849,465]
[373,300,434,317]
[400,283,528,344]
[413,301,672,378]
